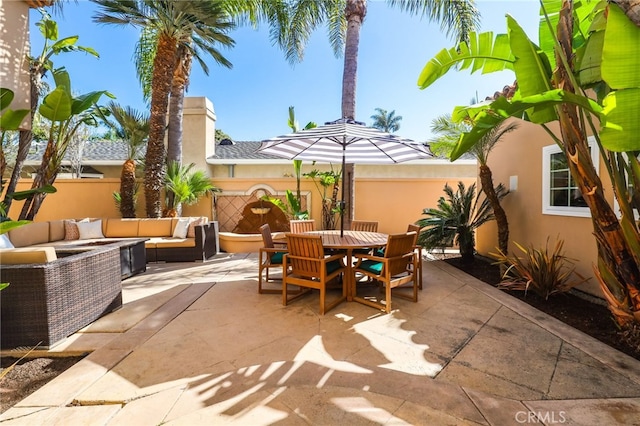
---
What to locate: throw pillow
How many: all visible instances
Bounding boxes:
[64,220,79,240]
[77,219,105,240]
[64,218,90,240]
[187,217,207,238]
[172,218,191,239]
[0,233,14,249]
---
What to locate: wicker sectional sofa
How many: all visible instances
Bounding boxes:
[0,217,219,349]
[4,217,219,263]
[0,245,123,348]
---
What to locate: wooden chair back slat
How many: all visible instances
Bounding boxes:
[406,224,423,289]
[351,220,378,232]
[286,233,324,277]
[352,231,419,313]
[282,233,347,315]
[258,223,288,294]
[260,223,275,248]
[289,219,315,233]
[384,232,417,276]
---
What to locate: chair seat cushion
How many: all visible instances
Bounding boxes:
[358,259,383,274]
[270,251,285,264]
[326,259,343,275]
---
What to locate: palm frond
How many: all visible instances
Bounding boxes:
[387,0,481,44]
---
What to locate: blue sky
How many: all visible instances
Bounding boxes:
[30,0,540,143]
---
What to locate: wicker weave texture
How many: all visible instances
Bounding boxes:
[1,246,122,349]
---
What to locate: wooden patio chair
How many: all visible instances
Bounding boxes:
[282,233,347,315]
[407,223,423,290]
[350,220,380,255]
[351,220,378,232]
[289,219,315,234]
[352,232,418,313]
[258,223,288,294]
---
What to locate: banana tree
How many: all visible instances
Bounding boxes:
[418,0,640,328]
[4,11,98,216]
[19,68,114,220]
[287,106,317,202]
[0,88,30,179]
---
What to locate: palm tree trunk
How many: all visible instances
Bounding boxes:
[341,0,367,230]
[479,164,509,254]
[144,35,177,218]
[120,159,137,218]
[3,71,41,215]
[556,0,640,326]
[342,0,364,120]
[167,45,190,165]
[458,229,475,264]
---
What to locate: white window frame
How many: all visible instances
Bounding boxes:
[542,137,599,217]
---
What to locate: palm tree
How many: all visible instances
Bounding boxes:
[417,181,506,264]
[370,108,402,133]
[163,161,218,217]
[133,16,234,166]
[93,0,235,218]
[429,113,517,255]
[281,0,480,225]
[101,102,149,218]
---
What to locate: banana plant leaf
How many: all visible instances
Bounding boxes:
[8,184,57,200]
[506,15,556,124]
[417,31,514,90]
[0,220,30,232]
[598,4,640,152]
[39,86,72,121]
[450,90,603,160]
[0,88,29,130]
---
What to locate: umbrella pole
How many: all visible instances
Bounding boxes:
[340,142,346,238]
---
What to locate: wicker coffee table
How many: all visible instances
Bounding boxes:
[56,238,147,279]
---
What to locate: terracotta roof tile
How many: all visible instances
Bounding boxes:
[485,81,518,101]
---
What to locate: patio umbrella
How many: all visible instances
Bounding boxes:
[258,118,432,236]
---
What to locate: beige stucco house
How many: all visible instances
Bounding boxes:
[475,118,628,297]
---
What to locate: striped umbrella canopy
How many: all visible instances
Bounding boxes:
[258,118,432,235]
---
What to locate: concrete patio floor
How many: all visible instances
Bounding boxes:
[2,253,640,425]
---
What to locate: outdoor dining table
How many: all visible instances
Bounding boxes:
[305,230,388,301]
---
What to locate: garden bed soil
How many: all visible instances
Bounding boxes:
[0,355,85,414]
[444,255,640,361]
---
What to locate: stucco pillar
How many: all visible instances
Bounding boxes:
[182,96,216,176]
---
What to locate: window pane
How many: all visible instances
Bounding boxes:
[551,189,568,206]
[551,170,569,188]
[569,188,588,207]
[551,152,568,170]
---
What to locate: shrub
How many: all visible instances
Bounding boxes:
[416,181,505,263]
[492,238,589,300]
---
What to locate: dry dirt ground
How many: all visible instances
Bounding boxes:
[2,256,639,414]
[1,355,85,413]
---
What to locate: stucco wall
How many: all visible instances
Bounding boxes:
[13,179,212,220]
[476,119,613,297]
[0,0,31,127]
[13,175,475,237]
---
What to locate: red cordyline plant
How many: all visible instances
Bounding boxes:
[493,238,589,300]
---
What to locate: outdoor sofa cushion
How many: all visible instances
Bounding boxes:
[0,247,58,264]
[7,221,50,247]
